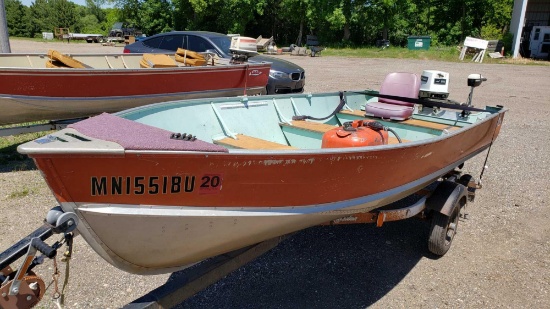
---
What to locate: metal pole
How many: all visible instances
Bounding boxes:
[0,0,11,53]
[510,0,528,58]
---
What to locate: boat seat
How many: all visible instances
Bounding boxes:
[282,120,406,144]
[214,134,297,150]
[365,72,421,121]
[140,54,178,68]
[281,120,337,134]
[339,110,460,131]
[175,48,207,66]
[47,49,91,69]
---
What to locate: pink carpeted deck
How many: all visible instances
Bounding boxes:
[69,113,228,153]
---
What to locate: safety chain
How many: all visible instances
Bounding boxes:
[52,257,61,300]
[58,233,74,307]
[50,233,74,308]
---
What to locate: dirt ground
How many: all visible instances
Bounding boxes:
[1,39,549,308]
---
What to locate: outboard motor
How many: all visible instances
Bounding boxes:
[419,70,450,99]
[229,36,258,63]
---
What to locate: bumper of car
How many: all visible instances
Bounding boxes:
[267,72,305,94]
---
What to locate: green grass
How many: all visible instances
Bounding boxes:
[0,127,51,167]
[315,46,550,65]
[7,187,38,199]
[321,46,460,61]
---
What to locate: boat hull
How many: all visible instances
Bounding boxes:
[58,146,484,275]
[0,61,269,125]
[24,111,502,274]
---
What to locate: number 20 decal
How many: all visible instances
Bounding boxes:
[199,174,223,194]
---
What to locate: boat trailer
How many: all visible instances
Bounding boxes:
[0,170,478,308]
[324,169,478,256]
[0,208,77,308]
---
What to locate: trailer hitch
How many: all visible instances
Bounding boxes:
[0,206,78,308]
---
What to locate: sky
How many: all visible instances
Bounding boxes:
[21,0,88,6]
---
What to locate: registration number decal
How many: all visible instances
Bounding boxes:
[199,174,223,194]
[91,174,223,196]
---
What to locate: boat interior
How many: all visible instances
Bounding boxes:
[28,72,499,153]
[0,51,224,70]
[113,88,496,152]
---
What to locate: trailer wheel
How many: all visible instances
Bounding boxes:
[428,198,461,256]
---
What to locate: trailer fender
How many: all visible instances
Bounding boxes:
[426,181,467,217]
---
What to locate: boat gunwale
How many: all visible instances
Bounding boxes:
[18,108,504,156]
[0,52,270,72]
[0,63,270,74]
[0,87,264,102]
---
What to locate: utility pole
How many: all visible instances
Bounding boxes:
[0,0,11,53]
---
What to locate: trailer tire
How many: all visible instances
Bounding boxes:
[428,197,461,256]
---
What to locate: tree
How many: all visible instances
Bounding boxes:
[50,0,79,32]
[139,0,173,35]
[173,0,266,34]
[3,0,517,47]
[113,0,141,30]
[29,0,54,37]
[86,0,106,22]
[5,0,30,37]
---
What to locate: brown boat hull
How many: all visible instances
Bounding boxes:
[0,62,269,125]
[20,111,504,274]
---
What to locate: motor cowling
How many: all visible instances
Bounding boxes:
[322,120,389,148]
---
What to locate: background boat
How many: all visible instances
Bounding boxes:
[0,52,270,125]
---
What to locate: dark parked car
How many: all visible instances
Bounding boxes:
[123,31,305,94]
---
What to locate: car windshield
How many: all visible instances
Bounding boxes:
[209,36,231,55]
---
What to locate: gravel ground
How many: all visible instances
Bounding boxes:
[1,40,549,308]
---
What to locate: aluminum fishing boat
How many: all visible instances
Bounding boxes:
[0,51,269,125]
[16,72,506,275]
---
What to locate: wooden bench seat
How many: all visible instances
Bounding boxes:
[339,109,460,131]
[214,134,297,150]
[281,120,337,133]
[281,120,406,144]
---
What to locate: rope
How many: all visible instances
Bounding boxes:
[52,233,73,309]
[477,114,503,188]
[293,91,346,121]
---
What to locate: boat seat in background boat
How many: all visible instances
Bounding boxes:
[175,48,207,66]
[364,72,421,121]
[46,60,69,68]
[281,120,405,144]
[140,54,178,68]
[68,113,228,152]
[46,49,92,69]
[214,134,297,150]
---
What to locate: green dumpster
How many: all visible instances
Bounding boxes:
[407,36,431,50]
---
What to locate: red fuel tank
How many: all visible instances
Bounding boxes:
[322,120,389,148]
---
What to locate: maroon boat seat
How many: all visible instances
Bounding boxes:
[365,72,421,121]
